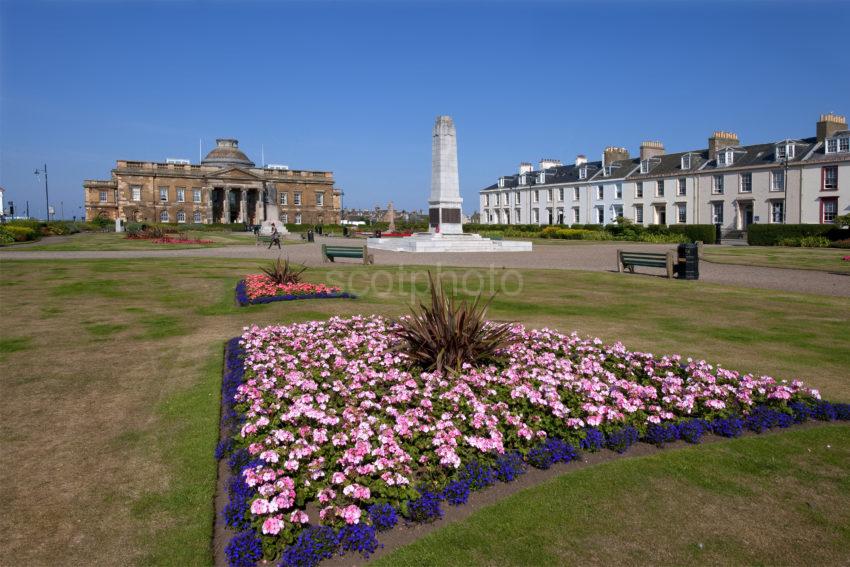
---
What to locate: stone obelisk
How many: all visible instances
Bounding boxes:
[429,116,463,234]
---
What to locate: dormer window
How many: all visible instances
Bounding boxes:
[579,166,588,180]
[538,172,546,184]
[519,174,527,185]
[681,154,691,170]
[498,177,505,188]
[640,160,650,174]
[776,142,795,161]
[717,149,734,166]
[825,136,850,154]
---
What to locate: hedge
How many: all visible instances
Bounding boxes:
[747,224,850,246]
[668,224,716,245]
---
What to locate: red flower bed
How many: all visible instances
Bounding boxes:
[243,274,342,301]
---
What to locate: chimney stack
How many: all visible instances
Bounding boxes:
[538,158,562,170]
[603,146,630,167]
[816,113,847,142]
[575,154,587,167]
[518,162,534,175]
[708,131,740,160]
[639,141,665,161]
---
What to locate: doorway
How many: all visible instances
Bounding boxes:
[739,202,754,230]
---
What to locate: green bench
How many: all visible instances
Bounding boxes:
[617,249,675,279]
[322,244,374,265]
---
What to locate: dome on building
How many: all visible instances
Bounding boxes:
[202,138,255,167]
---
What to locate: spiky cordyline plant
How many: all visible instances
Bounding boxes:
[260,256,307,285]
[392,272,514,374]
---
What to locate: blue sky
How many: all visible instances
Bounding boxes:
[1,0,848,218]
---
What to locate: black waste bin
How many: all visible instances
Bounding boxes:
[677,243,699,280]
[307,230,314,243]
[342,226,349,238]
[374,230,382,239]
[714,223,722,244]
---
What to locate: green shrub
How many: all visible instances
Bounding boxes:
[540,226,589,240]
[829,238,850,249]
[668,224,716,244]
[581,224,604,232]
[776,237,800,247]
[1,225,38,242]
[747,224,849,246]
[638,232,689,244]
[799,235,831,248]
[580,230,615,241]
[0,228,15,244]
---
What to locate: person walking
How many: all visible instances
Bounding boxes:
[268,222,281,250]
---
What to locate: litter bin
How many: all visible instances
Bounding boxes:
[307,229,314,243]
[676,243,699,280]
[714,223,722,244]
[374,230,382,239]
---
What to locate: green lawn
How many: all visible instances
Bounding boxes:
[375,424,850,566]
[0,258,848,565]
[0,230,295,251]
[703,245,850,273]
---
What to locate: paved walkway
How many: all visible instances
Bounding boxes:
[2,239,848,297]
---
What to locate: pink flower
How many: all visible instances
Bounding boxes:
[290,510,309,524]
[250,499,269,515]
[339,504,362,525]
[262,516,283,535]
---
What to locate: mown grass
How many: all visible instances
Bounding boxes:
[375,424,850,566]
[1,230,286,251]
[703,245,850,273]
[0,258,848,566]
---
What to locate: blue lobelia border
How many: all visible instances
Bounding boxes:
[235,279,355,306]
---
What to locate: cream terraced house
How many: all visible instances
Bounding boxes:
[479,113,850,234]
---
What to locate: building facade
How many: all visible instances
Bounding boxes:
[84,138,342,226]
[480,114,850,234]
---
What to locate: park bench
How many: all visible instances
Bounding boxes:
[322,244,374,265]
[617,249,675,279]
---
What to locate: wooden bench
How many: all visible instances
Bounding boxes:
[322,244,374,265]
[617,249,675,279]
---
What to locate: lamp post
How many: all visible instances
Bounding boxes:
[34,164,49,221]
[781,149,789,225]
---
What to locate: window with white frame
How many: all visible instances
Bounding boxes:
[294,192,302,205]
[740,172,752,193]
[159,187,168,202]
[131,186,141,201]
[595,206,604,224]
[826,139,838,153]
[656,180,664,197]
[770,201,785,223]
[596,185,604,200]
[519,174,527,185]
[532,209,539,223]
[677,178,686,196]
[193,188,201,203]
[160,210,169,222]
[634,205,644,224]
[515,192,521,205]
[533,190,539,203]
[771,170,785,191]
[823,166,838,190]
[498,177,505,188]
[841,137,850,152]
[538,172,546,184]
[557,188,564,201]
[681,154,691,170]
[717,149,734,166]
[316,192,324,206]
[776,143,795,161]
[547,189,553,202]
[177,210,186,223]
[822,198,838,223]
[573,187,580,201]
[177,188,185,202]
[280,192,288,205]
[579,167,588,180]
[640,160,650,174]
[713,175,724,194]
[572,207,580,223]
[281,212,289,224]
[611,204,623,221]
[676,203,686,223]
[295,212,302,225]
[99,190,107,203]
[193,210,202,223]
[615,184,623,199]
[636,182,643,198]
[712,202,724,224]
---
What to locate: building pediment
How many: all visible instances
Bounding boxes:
[206,167,264,181]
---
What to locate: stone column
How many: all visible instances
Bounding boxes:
[222,188,230,224]
[240,189,247,223]
[428,115,464,234]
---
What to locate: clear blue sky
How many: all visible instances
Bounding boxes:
[1,0,848,218]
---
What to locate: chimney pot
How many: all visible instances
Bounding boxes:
[817,113,847,142]
[639,141,665,160]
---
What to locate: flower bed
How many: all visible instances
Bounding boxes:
[236,275,353,306]
[218,317,849,567]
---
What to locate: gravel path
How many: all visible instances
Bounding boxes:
[2,239,848,297]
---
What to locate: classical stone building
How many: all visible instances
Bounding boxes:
[84,138,341,226]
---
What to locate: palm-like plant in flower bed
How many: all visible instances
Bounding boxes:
[261,256,308,285]
[392,272,514,373]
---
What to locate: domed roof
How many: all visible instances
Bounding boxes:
[202,138,255,167]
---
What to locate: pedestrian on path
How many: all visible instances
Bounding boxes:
[268,223,281,250]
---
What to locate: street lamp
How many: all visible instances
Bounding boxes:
[34,164,49,221]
